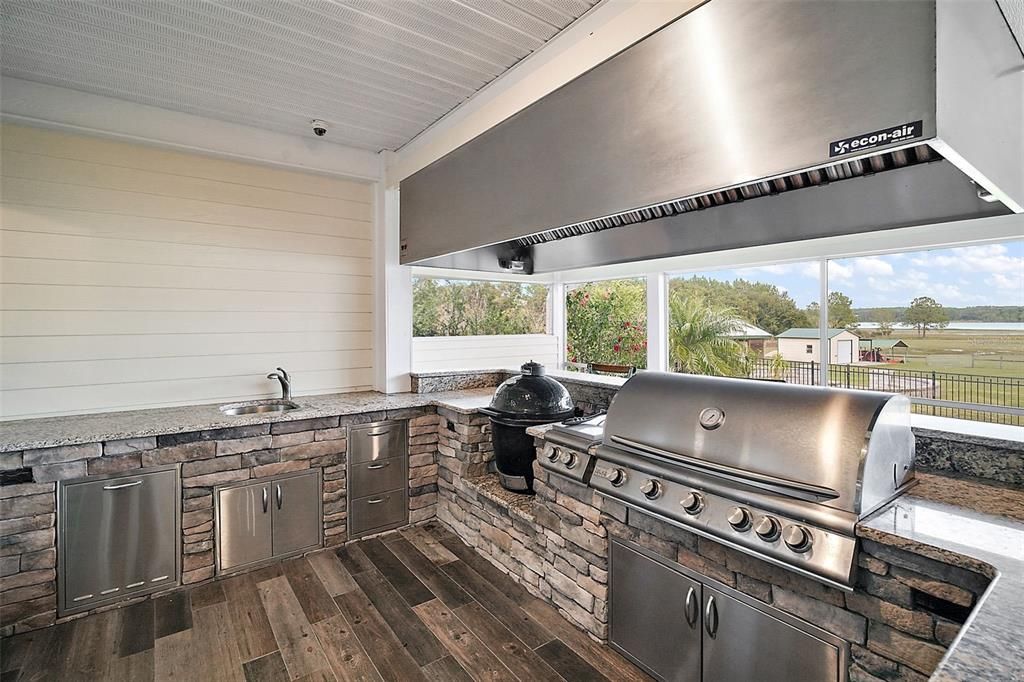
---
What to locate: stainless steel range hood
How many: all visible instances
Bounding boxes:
[399,0,1023,274]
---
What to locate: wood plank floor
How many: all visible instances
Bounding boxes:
[0,523,651,682]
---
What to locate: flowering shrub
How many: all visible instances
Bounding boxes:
[566,279,647,368]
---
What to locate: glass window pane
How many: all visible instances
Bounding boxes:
[667,264,821,382]
[828,241,1023,425]
[412,278,548,337]
[566,278,647,373]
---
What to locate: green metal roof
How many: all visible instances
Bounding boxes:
[859,338,909,349]
[777,328,857,339]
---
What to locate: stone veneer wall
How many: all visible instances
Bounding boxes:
[433,410,991,682]
[0,408,439,636]
[914,430,1024,487]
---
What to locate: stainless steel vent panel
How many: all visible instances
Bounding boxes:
[601,373,914,515]
[400,0,937,264]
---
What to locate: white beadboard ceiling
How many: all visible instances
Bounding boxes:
[1,1,1020,154]
[0,0,601,152]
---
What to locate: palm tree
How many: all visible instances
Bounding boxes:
[668,296,748,377]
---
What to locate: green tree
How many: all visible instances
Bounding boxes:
[875,308,897,336]
[565,279,647,368]
[667,295,748,376]
[412,279,548,337]
[806,291,858,330]
[668,277,813,335]
[904,296,949,337]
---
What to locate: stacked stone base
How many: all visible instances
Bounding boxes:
[434,423,990,681]
[1,408,439,637]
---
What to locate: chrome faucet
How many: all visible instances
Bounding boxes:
[267,367,291,401]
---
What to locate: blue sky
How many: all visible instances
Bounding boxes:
[673,240,1024,309]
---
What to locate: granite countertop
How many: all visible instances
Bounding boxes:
[0,388,495,452]
[860,474,1024,681]
[412,367,629,391]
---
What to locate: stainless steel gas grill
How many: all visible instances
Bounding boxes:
[584,372,915,590]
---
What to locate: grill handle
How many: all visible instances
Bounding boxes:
[610,435,840,502]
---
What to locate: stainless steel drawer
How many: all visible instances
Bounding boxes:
[349,421,407,464]
[350,457,407,498]
[349,490,407,537]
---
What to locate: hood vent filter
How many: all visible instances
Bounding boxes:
[514,145,939,248]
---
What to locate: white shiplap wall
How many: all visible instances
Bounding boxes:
[0,124,375,419]
[412,335,559,373]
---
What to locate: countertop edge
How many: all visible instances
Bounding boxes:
[0,389,495,453]
[857,493,1024,681]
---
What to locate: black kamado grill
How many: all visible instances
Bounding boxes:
[480,362,575,493]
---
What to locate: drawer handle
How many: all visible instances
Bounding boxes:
[126,581,145,589]
[276,484,283,510]
[367,497,388,504]
[73,594,94,602]
[367,462,390,470]
[103,480,142,490]
[262,487,269,514]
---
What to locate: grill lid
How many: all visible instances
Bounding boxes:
[601,372,915,516]
[484,362,574,421]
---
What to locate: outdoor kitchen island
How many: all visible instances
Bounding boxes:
[0,372,1021,682]
[429,372,1024,682]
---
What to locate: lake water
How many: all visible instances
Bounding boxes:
[857,322,1024,331]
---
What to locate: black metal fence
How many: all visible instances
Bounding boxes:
[748,359,1023,426]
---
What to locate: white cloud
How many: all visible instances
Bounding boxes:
[987,273,1024,291]
[828,262,854,281]
[911,244,1022,276]
[854,257,894,276]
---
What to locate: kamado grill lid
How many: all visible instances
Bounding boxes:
[484,362,574,421]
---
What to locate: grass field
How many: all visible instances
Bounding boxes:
[863,329,1024,378]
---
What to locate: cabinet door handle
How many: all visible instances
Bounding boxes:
[276,484,283,510]
[704,595,718,638]
[685,586,698,627]
[103,480,142,490]
[367,462,390,470]
[262,487,269,514]
[367,497,387,504]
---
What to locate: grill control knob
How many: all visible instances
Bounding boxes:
[547,447,561,463]
[754,516,781,542]
[640,479,663,500]
[680,492,705,515]
[558,450,578,469]
[600,467,626,486]
[727,506,752,531]
[783,525,813,553]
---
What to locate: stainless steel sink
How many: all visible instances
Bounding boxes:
[219,399,300,416]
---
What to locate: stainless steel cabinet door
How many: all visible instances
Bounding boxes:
[60,468,178,614]
[702,587,840,682]
[217,482,272,572]
[610,540,702,681]
[272,471,321,557]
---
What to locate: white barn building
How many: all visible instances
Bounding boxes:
[776,328,861,364]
